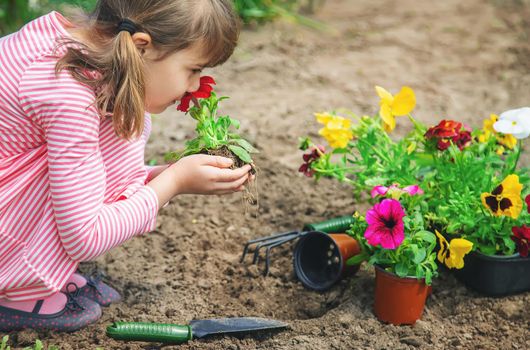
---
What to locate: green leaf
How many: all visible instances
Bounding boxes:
[1,335,9,350]
[227,145,252,163]
[415,264,424,278]
[425,269,433,285]
[299,137,312,150]
[229,117,240,129]
[216,116,231,130]
[414,230,436,243]
[414,248,427,264]
[395,262,409,277]
[477,244,497,255]
[347,252,369,265]
[232,138,257,153]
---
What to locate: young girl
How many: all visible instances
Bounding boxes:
[0,0,249,332]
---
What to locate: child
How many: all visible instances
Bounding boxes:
[0,0,249,332]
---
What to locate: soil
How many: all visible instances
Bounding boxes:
[3,0,530,349]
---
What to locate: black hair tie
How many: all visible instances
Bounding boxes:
[117,19,138,35]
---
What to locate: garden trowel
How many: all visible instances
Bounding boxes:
[106,317,288,344]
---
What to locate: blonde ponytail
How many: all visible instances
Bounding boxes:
[107,30,146,139]
[54,0,240,141]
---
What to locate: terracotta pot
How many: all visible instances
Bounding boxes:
[374,265,430,325]
[453,251,530,297]
[293,231,361,291]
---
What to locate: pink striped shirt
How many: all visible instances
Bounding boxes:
[0,11,159,301]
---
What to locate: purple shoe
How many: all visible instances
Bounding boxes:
[0,287,101,332]
[76,273,121,307]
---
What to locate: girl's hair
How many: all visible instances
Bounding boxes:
[55,0,240,140]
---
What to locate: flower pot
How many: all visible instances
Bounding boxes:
[374,265,430,325]
[452,251,530,297]
[293,232,361,291]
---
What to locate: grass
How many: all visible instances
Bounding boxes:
[1,335,104,350]
[1,335,58,350]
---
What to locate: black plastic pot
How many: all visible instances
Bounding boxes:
[293,231,361,291]
[453,251,530,297]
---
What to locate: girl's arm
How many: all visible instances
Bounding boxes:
[145,164,171,182]
[19,59,159,262]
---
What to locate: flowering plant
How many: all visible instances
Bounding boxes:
[299,86,530,260]
[346,185,446,285]
[421,108,530,256]
[166,76,257,167]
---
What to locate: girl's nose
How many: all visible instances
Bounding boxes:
[188,76,201,93]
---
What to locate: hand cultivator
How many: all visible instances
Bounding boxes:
[241,216,359,289]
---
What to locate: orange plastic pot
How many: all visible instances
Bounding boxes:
[373,265,430,325]
[293,232,361,291]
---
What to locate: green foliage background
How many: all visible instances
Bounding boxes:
[0,0,313,36]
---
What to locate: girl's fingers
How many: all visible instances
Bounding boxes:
[215,164,252,182]
[194,154,234,168]
[215,185,245,195]
[215,173,249,191]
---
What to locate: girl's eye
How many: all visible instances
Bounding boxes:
[192,69,202,74]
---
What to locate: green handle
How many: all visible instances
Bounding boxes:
[106,322,192,343]
[303,215,355,233]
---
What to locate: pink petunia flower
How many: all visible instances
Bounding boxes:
[365,199,406,249]
[371,184,424,199]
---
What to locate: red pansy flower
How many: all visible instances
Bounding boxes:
[525,194,530,213]
[177,76,216,112]
[511,225,530,257]
[299,145,325,177]
[425,120,462,139]
[425,120,472,151]
[454,130,472,150]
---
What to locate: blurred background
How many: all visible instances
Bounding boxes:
[0,0,320,36]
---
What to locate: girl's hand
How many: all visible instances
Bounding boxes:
[170,154,252,195]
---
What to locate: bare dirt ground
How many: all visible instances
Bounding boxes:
[4,0,530,349]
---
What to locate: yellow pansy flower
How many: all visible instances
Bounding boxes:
[481,174,523,219]
[375,86,416,132]
[315,113,353,149]
[497,133,517,149]
[496,146,505,156]
[478,114,517,150]
[435,230,473,269]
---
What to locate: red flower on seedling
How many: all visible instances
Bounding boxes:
[425,120,472,151]
[511,225,530,257]
[299,145,325,177]
[425,120,462,139]
[526,194,530,213]
[454,129,472,150]
[177,76,216,112]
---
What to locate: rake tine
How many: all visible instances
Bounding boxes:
[240,230,299,263]
[263,233,305,276]
[251,232,301,264]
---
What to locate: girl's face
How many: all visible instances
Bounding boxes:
[135,34,209,114]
